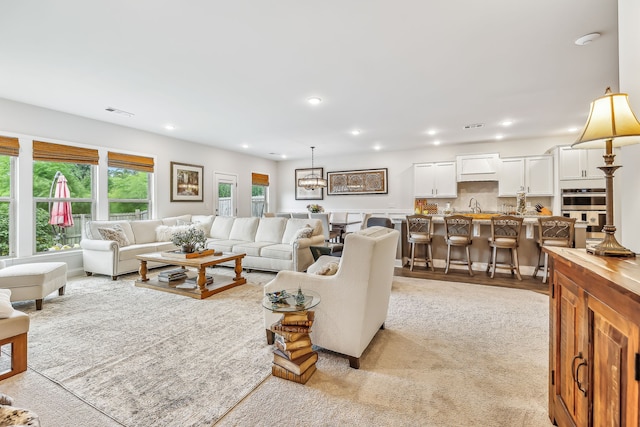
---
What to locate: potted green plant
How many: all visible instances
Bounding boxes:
[171,227,207,253]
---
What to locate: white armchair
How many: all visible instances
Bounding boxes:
[264,226,400,368]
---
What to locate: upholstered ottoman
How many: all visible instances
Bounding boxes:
[0,262,67,310]
[0,309,29,381]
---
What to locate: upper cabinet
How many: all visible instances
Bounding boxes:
[456,153,499,182]
[558,146,604,180]
[413,162,457,198]
[498,155,554,197]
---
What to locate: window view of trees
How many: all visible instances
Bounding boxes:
[108,167,150,220]
[33,161,93,253]
[252,185,268,217]
[0,155,11,256]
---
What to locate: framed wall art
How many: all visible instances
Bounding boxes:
[171,162,204,202]
[327,168,388,195]
[295,168,324,200]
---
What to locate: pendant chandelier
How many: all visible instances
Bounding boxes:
[297,146,327,190]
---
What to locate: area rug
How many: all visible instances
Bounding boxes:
[13,268,277,427]
[217,277,552,426]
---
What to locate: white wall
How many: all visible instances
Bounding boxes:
[0,97,278,270]
[276,136,574,215]
[619,0,640,253]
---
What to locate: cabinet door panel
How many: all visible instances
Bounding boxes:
[413,163,435,197]
[555,271,588,425]
[589,296,640,427]
[434,162,457,198]
[498,158,524,196]
[559,147,583,180]
[526,156,553,196]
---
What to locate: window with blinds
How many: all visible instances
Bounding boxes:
[32,141,96,253]
[251,172,269,217]
[107,151,153,221]
[0,136,18,257]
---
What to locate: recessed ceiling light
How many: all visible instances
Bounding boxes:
[575,32,601,46]
[433,140,441,145]
[281,154,287,159]
[307,97,322,105]
[501,120,513,127]
[241,144,249,149]
[164,124,175,131]
[568,127,579,133]
[351,129,361,136]
[496,135,504,140]
[373,145,381,151]
[427,129,437,136]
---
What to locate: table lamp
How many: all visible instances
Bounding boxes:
[571,87,640,257]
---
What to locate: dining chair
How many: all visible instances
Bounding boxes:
[533,216,576,283]
[444,215,474,276]
[487,215,524,280]
[406,215,434,271]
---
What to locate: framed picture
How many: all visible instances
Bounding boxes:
[295,168,324,200]
[171,162,204,202]
[327,168,388,195]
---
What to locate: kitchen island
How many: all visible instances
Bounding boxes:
[392,214,588,276]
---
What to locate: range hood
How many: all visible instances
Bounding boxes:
[456,153,499,182]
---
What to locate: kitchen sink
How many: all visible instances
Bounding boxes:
[459,213,501,220]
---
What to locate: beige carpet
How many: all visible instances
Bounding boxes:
[2,269,552,427]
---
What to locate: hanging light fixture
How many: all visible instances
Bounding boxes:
[297,146,327,190]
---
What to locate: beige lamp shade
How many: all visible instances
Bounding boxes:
[572,89,640,149]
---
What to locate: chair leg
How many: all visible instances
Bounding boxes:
[58,285,66,296]
[428,244,435,272]
[0,333,27,381]
[445,244,452,274]
[35,299,43,310]
[465,245,474,276]
[532,246,542,278]
[490,247,497,278]
[542,252,549,284]
[513,248,522,281]
[410,243,415,271]
[348,356,360,369]
[265,329,274,345]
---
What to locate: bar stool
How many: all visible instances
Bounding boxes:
[533,216,576,283]
[487,215,523,280]
[444,215,474,276]
[406,215,434,271]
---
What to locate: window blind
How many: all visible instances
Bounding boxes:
[0,136,20,157]
[108,151,154,173]
[33,140,99,165]
[252,173,270,186]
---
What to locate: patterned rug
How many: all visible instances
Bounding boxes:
[11,267,277,427]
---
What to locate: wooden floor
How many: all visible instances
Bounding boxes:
[394,266,549,295]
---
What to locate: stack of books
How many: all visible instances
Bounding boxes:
[157,268,187,282]
[184,274,213,286]
[270,311,317,384]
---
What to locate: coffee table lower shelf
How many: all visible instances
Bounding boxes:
[135,274,246,299]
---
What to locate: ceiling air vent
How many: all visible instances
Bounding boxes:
[463,123,484,129]
[105,107,135,117]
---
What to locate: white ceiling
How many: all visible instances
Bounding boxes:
[0,1,619,161]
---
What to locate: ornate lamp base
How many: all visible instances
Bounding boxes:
[588,227,636,257]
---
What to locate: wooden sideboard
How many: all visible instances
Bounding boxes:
[546,247,640,427]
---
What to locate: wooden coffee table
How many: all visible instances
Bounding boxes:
[135,251,246,299]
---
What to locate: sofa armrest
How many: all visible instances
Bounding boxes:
[80,239,119,251]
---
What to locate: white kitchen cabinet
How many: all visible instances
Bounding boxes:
[413,162,457,198]
[498,155,553,196]
[558,146,604,180]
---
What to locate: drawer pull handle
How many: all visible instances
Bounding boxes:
[571,352,588,396]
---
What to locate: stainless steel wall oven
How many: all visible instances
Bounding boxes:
[561,189,606,239]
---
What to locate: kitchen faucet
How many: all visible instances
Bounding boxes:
[469,198,481,214]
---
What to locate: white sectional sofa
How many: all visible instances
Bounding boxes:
[81,214,324,279]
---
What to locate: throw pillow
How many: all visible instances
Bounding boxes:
[176,219,193,226]
[0,289,14,318]
[314,261,339,276]
[290,224,314,244]
[98,225,130,247]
